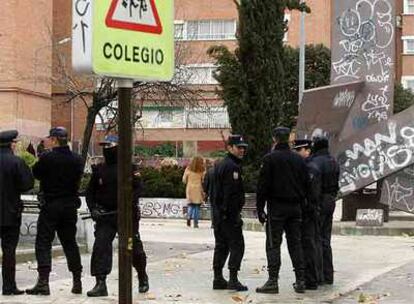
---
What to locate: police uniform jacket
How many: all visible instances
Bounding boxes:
[32,146,83,205]
[308,148,339,204]
[212,153,245,226]
[257,142,310,213]
[85,149,142,214]
[0,146,34,226]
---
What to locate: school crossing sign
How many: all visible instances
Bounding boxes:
[72,0,174,81]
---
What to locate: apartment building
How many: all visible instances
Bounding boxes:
[3,0,411,156]
[401,0,414,91]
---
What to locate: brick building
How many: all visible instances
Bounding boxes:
[1,0,412,156]
[0,1,53,139]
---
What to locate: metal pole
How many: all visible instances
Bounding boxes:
[117,78,134,304]
[298,0,306,105]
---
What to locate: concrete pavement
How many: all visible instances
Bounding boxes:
[1,219,414,303]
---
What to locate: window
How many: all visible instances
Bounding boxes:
[174,20,185,40]
[402,76,414,92]
[404,0,414,14]
[140,106,185,129]
[402,36,414,54]
[185,64,218,85]
[186,106,230,129]
[174,19,236,41]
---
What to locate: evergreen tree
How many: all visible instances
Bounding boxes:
[209,0,310,165]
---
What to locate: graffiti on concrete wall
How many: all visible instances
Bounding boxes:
[381,167,414,214]
[331,0,395,141]
[337,105,414,195]
[139,198,186,218]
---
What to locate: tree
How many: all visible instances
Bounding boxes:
[394,83,414,114]
[52,40,201,166]
[282,44,331,127]
[208,0,310,165]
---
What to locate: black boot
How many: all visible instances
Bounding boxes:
[227,269,248,291]
[194,220,199,228]
[138,272,149,293]
[212,268,228,290]
[186,219,191,227]
[293,270,306,294]
[26,277,50,296]
[87,276,108,297]
[2,286,24,296]
[71,272,82,294]
[256,272,279,294]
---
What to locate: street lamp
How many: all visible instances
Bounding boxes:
[33,37,71,90]
[298,0,306,105]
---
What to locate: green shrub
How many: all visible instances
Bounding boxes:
[135,143,183,157]
[140,166,186,198]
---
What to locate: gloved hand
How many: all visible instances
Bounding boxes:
[257,210,267,225]
[90,209,102,221]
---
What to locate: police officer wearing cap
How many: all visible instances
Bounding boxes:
[256,127,310,294]
[0,130,34,295]
[26,127,84,296]
[308,136,339,285]
[211,134,248,292]
[293,139,321,290]
[85,135,149,297]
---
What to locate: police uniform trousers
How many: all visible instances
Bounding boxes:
[90,213,147,278]
[301,210,319,286]
[266,202,305,276]
[212,219,244,271]
[319,200,335,283]
[35,199,82,278]
[1,223,21,291]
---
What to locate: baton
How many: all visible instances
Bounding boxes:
[81,210,117,220]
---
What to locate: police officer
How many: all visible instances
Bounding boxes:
[0,130,34,295]
[293,139,321,290]
[26,127,83,296]
[212,135,248,292]
[86,135,149,297]
[256,127,310,294]
[308,136,339,285]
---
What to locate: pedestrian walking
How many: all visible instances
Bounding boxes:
[0,130,34,295]
[182,156,205,228]
[85,135,149,297]
[211,135,248,291]
[308,136,339,285]
[293,139,321,290]
[26,127,84,296]
[256,127,310,294]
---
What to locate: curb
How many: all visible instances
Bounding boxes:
[9,244,89,264]
[243,219,414,236]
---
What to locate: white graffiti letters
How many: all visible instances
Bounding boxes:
[333,89,356,108]
[340,122,414,193]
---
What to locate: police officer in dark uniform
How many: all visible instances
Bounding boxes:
[293,139,321,290]
[256,127,310,294]
[308,136,339,285]
[26,127,84,296]
[212,135,248,292]
[0,130,34,295]
[86,135,149,297]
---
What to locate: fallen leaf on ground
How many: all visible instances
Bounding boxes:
[231,295,244,302]
[145,293,156,300]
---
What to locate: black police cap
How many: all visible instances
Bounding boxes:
[313,136,329,151]
[293,139,312,150]
[48,127,68,138]
[272,127,291,138]
[227,134,248,147]
[0,130,18,145]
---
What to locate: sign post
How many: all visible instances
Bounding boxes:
[117,78,134,303]
[72,1,174,303]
